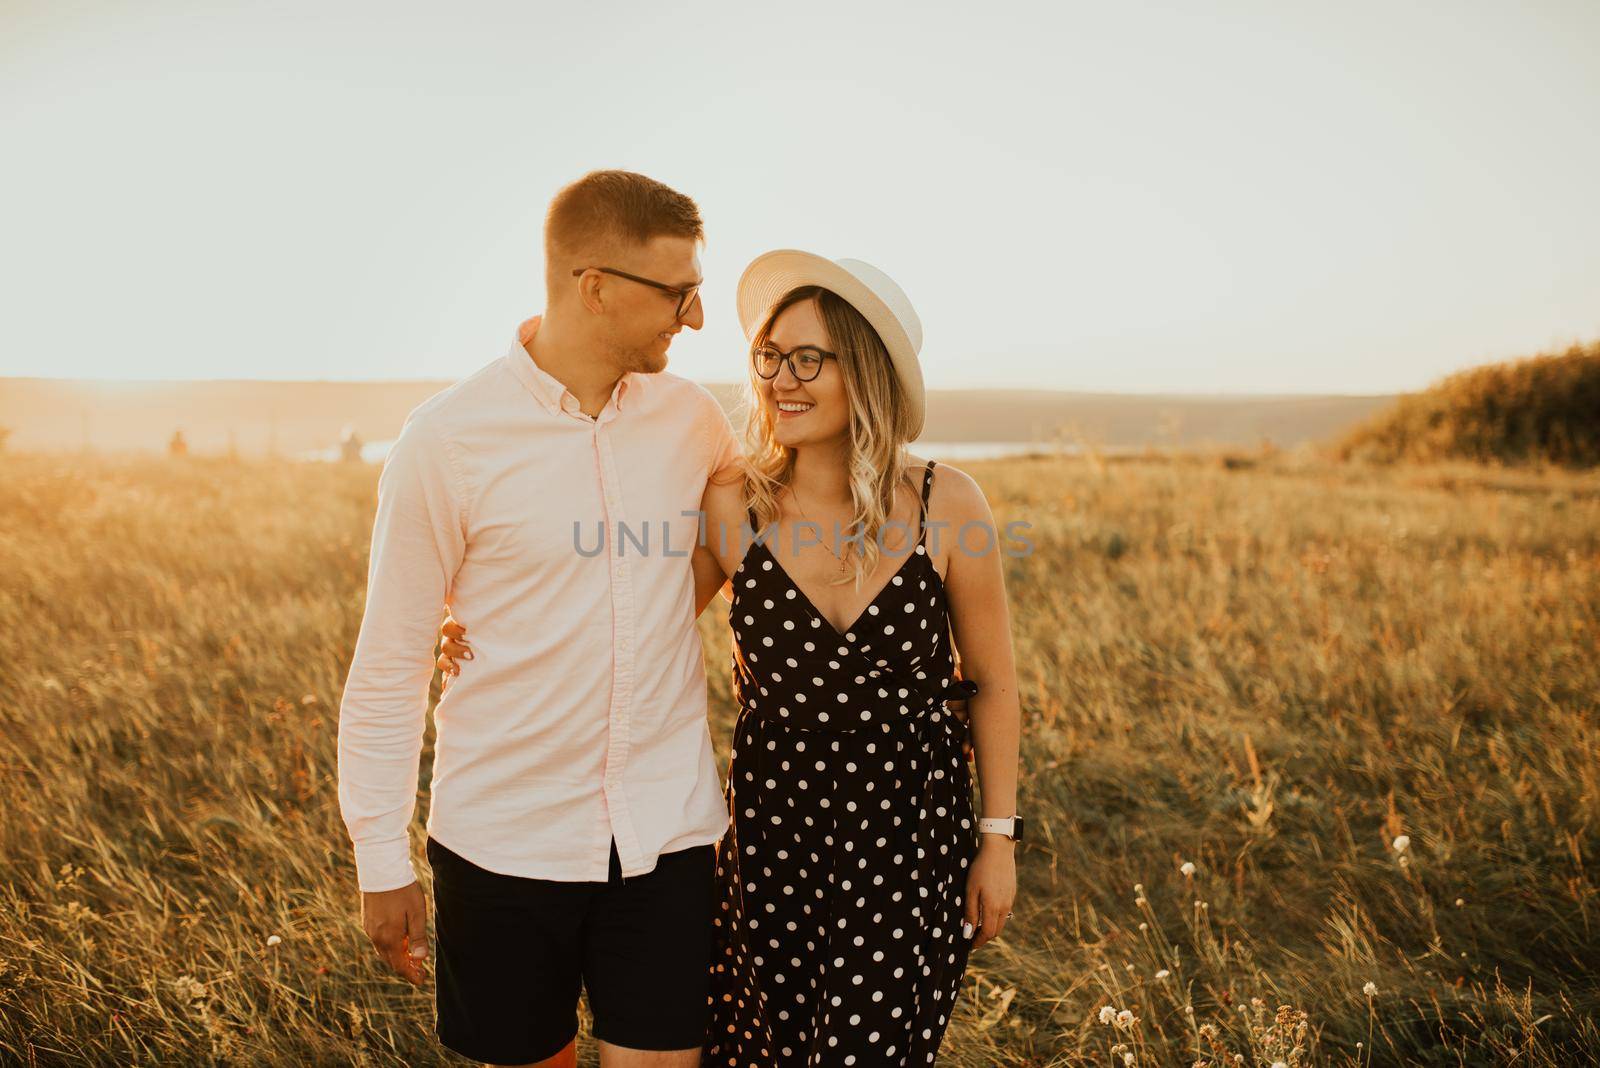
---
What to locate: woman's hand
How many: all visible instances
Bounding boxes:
[436,612,472,679]
[963,836,1017,950]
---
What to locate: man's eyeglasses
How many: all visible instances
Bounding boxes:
[752,343,837,382]
[572,267,702,320]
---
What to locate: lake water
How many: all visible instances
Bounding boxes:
[300,439,1076,464]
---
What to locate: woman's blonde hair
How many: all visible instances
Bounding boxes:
[732,286,921,591]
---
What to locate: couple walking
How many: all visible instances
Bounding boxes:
[336,170,1023,1067]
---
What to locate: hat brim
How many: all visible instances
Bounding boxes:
[736,249,925,439]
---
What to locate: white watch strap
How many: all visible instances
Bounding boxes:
[978,817,1016,837]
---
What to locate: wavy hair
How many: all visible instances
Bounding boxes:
[730,286,921,591]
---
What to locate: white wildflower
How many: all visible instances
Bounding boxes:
[1116,1008,1136,1028]
[1155,969,1170,979]
[1392,835,1410,852]
[1098,1005,1118,1025]
[1363,981,1378,996]
[266,934,282,947]
[1180,861,1196,877]
[1123,1054,1135,1066]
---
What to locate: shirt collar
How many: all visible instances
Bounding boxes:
[508,315,631,418]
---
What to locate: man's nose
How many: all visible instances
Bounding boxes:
[680,293,705,331]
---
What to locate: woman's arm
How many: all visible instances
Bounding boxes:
[938,464,1022,949]
[692,542,729,618]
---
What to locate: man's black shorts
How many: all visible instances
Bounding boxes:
[426,836,715,1065]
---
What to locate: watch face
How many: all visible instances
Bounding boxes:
[1013,817,1025,842]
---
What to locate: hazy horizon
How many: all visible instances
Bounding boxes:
[4,1,1598,393]
[0,370,1396,399]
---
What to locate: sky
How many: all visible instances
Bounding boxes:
[2,0,1597,394]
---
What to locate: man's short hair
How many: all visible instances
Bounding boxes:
[545,170,704,273]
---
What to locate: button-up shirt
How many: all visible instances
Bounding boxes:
[337,316,743,892]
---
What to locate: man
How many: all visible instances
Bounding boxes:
[337,170,742,1068]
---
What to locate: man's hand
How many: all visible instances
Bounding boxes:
[361,881,430,986]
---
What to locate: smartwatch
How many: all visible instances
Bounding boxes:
[977,816,1025,842]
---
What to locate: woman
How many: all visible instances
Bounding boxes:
[442,251,1023,1066]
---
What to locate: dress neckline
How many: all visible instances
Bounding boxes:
[747,539,939,640]
[738,460,941,639]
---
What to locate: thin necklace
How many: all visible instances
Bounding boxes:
[788,486,851,573]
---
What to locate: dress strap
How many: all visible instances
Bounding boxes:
[916,460,937,545]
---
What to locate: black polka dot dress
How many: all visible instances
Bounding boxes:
[705,460,980,1067]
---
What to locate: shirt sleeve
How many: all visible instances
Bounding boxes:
[703,388,743,482]
[336,411,468,893]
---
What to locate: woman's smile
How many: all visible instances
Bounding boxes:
[775,400,815,418]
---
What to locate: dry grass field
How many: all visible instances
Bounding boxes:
[2,451,1597,1066]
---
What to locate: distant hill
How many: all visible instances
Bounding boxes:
[1337,342,1600,467]
[0,375,1390,457]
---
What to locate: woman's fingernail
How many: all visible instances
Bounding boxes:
[962,922,973,939]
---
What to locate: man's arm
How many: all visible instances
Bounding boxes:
[337,412,467,894]
[693,386,745,616]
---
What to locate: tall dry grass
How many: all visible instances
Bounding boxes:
[1336,342,1600,467]
[2,452,1597,1065]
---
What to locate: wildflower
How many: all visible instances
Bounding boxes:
[1135,897,1148,907]
[1123,1054,1135,1066]
[171,975,207,1003]
[1138,922,1148,931]
[1155,969,1170,980]
[1180,861,1196,877]
[1134,883,1145,895]
[266,935,282,947]
[1115,1009,1136,1029]
[1455,898,1465,907]
[1272,1062,1288,1068]
[1098,1005,1118,1025]
[1363,981,1378,996]
[1392,835,1410,853]
[1184,1005,1194,1015]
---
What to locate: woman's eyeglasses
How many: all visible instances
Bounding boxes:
[571,266,702,320]
[752,344,837,382]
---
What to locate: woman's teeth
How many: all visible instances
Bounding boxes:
[777,402,814,413]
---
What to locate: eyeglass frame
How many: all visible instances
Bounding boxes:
[751,342,839,383]
[571,266,702,320]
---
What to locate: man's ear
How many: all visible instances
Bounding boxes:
[574,269,606,315]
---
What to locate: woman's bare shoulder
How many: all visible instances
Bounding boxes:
[908,455,988,520]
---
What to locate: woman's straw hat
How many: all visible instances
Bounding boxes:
[736,250,926,438]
